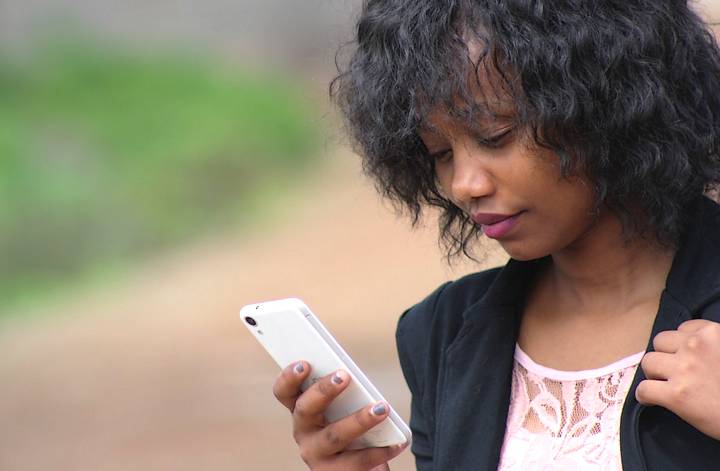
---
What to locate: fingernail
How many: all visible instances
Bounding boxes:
[332,371,345,384]
[294,362,304,374]
[371,402,387,416]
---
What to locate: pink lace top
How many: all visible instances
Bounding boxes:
[498,344,644,471]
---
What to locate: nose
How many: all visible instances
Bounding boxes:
[448,143,496,205]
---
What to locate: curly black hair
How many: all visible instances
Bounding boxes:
[330,0,720,259]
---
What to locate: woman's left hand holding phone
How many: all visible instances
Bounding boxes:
[272,360,408,470]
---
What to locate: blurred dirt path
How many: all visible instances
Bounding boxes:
[0,150,505,471]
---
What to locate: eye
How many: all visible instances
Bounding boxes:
[476,127,515,149]
[429,149,453,164]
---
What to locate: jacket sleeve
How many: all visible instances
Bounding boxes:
[397,308,433,469]
[395,282,450,471]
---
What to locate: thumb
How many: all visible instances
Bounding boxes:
[369,465,390,471]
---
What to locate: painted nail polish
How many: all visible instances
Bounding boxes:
[372,402,387,416]
[294,362,304,374]
[332,372,344,384]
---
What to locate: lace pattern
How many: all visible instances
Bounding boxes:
[497,345,643,471]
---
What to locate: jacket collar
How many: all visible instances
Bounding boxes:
[665,196,720,312]
[462,256,543,322]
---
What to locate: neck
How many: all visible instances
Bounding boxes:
[546,209,675,315]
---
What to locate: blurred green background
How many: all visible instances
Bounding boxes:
[0,35,321,314]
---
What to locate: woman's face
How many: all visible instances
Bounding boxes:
[419,111,602,261]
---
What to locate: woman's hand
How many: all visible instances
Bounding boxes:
[637,319,720,440]
[272,360,409,470]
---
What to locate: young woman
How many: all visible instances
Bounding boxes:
[273,1,720,469]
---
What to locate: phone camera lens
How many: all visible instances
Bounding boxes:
[245,316,257,326]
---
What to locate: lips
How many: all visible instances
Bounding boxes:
[471,211,523,239]
[471,213,517,226]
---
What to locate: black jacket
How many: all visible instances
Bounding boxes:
[396,197,720,470]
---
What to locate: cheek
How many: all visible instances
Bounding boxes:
[500,180,597,260]
[497,210,596,260]
[538,173,596,222]
[536,185,597,243]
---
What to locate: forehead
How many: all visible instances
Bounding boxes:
[418,49,518,135]
[419,97,516,139]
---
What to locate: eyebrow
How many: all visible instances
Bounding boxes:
[418,113,516,139]
[420,96,517,126]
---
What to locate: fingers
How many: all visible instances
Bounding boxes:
[273,363,409,469]
[635,379,671,407]
[273,361,310,412]
[293,370,352,432]
[654,320,720,354]
[652,330,684,353]
[331,442,409,470]
[677,319,711,333]
[640,351,674,380]
[636,376,697,413]
[311,401,392,455]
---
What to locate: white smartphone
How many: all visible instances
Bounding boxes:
[240,297,411,449]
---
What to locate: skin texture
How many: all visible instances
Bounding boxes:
[272,361,408,471]
[637,319,720,440]
[422,110,674,364]
[420,114,599,262]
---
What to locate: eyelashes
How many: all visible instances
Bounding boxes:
[429,149,453,163]
[426,126,516,163]
[476,127,515,148]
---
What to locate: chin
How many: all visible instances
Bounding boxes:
[497,240,551,262]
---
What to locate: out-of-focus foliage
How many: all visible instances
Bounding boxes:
[0,38,321,312]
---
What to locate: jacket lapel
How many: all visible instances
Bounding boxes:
[619,291,692,471]
[434,259,539,470]
[620,196,720,471]
[664,197,720,313]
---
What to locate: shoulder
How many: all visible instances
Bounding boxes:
[395,266,503,371]
[394,266,505,413]
[687,196,720,249]
[397,267,503,334]
[695,196,720,234]
[668,197,720,314]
